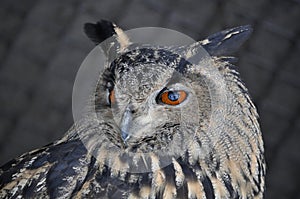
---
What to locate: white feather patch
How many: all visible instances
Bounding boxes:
[172,158,184,187]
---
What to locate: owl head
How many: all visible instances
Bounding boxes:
[77,20,263,181]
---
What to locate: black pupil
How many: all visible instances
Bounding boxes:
[168,91,180,101]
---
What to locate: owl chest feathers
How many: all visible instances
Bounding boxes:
[76,146,263,199]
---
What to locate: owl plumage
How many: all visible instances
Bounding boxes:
[0,20,265,198]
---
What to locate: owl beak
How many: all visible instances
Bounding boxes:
[121,130,130,143]
[120,105,132,144]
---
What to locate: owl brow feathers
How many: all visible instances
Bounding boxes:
[107,48,192,78]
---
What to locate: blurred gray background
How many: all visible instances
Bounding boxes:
[0,0,299,198]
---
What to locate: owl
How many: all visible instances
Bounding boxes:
[0,20,265,198]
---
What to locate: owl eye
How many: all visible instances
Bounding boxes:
[109,89,115,104]
[160,90,187,105]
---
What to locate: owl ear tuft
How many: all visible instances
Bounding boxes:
[84,19,117,45]
[200,25,253,56]
[84,19,131,54]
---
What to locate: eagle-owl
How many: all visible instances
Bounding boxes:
[0,20,265,198]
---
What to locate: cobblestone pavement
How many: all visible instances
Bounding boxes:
[0,0,299,198]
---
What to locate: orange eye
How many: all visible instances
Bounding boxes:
[109,89,115,104]
[160,90,187,105]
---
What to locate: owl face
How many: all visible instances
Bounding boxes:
[94,48,209,154]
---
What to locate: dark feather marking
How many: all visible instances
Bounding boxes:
[84,19,116,45]
[202,25,252,56]
[0,146,51,189]
[175,57,190,74]
[253,160,263,196]
[179,163,198,197]
[94,166,134,198]
[46,140,87,198]
[222,173,239,198]
[70,156,97,197]
[201,175,215,199]
[22,172,46,198]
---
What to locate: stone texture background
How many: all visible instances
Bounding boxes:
[0,0,299,198]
